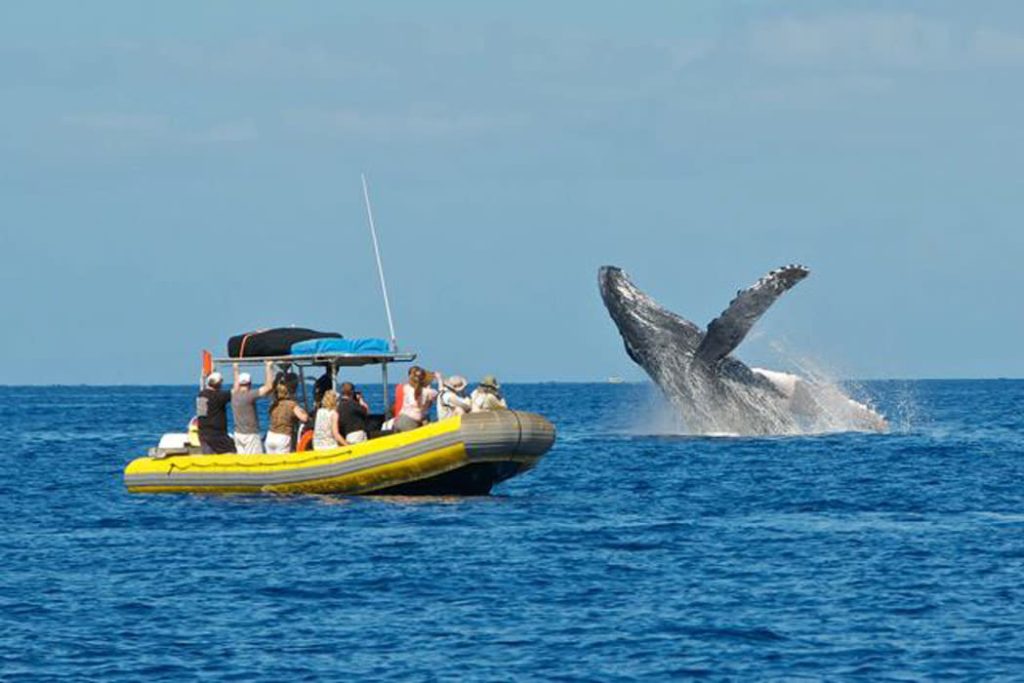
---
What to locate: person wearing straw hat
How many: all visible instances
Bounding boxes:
[437,375,472,421]
[470,375,508,413]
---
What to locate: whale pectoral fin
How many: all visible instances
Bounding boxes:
[694,264,809,365]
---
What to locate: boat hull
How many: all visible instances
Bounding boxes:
[124,411,555,495]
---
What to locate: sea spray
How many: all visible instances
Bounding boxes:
[634,343,893,437]
[760,340,891,434]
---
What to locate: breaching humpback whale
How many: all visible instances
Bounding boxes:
[598,265,887,435]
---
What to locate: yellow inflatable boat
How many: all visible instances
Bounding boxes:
[125,410,555,496]
[126,337,556,495]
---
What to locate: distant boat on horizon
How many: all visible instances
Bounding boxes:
[607,376,625,384]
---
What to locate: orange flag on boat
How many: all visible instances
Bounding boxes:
[201,350,213,377]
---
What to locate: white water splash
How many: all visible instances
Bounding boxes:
[886,381,921,434]
[757,341,890,435]
[637,341,894,437]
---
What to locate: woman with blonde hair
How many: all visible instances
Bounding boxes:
[313,389,347,450]
[265,382,310,454]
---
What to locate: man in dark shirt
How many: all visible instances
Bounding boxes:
[336,382,370,443]
[196,371,236,454]
[313,364,334,408]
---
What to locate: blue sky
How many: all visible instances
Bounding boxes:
[2,1,1023,383]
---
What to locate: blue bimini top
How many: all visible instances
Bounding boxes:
[290,337,391,355]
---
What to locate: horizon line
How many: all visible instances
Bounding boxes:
[1,377,1022,388]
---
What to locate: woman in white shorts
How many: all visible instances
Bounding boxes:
[265,384,309,454]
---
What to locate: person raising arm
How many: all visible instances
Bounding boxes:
[231,360,275,454]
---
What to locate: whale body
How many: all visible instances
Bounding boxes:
[598,265,887,435]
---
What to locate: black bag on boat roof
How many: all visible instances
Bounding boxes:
[227,328,342,358]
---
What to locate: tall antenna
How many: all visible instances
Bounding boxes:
[361,173,398,351]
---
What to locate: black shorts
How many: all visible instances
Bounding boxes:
[199,432,237,455]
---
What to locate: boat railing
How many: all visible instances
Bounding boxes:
[213,351,416,414]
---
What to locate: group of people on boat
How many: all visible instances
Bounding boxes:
[390,365,507,433]
[194,362,508,455]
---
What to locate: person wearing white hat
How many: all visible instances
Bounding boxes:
[196,370,235,454]
[231,361,274,454]
[437,375,472,421]
[470,375,508,413]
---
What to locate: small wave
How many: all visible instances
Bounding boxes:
[678,625,788,643]
[888,603,939,616]
[600,540,666,552]
[256,585,336,600]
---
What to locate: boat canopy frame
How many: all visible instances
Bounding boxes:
[213,352,416,368]
[213,351,417,414]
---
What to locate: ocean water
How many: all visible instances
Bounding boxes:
[2,380,1024,681]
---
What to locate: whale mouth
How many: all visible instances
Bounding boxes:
[598,265,706,369]
[598,266,639,315]
[598,266,643,332]
[598,265,680,328]
[598,266,650,365]
[597,265,624,299]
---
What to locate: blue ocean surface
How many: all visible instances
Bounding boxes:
[2,380,1024,680]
